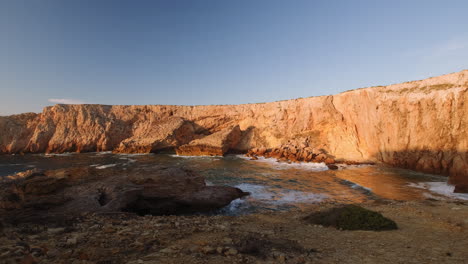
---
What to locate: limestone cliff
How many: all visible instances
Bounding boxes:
[1,70,467,190]
[176,125,242,156]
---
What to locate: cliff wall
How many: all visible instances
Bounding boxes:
[1,70,467,189]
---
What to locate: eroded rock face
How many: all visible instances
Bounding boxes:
[1,70,468,191]
[113,116,196,153]
[176,125,241,156]
[0,167,249,223]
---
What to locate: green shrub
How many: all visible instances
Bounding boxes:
[304,205,398,231]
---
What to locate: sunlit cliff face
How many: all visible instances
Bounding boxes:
[0,70,467,191]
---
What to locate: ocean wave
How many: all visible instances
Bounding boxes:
[234,183,328,204]
[44,152,76,157]
[94,151,113,155]
[95,164,118,169]
[116,153,152,156]
[0,163,24,167]
[408,182,468,200]
[170,154,223,158]
[237,156,328,171]
[119,157,137,163]
[340,179,372,192]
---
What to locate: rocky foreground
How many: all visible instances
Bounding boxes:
[0,200,467,264]
[1,70,467,192]
[0,167,248,225]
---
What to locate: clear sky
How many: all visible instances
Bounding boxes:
[1,0,468,115]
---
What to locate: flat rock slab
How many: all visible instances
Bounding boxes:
[0,166,249,224]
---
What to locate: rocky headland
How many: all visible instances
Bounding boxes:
[1,70,467,192]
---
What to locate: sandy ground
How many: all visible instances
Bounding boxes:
[1,199,467,264]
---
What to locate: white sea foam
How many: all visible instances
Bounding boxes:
[238,156,328,171]
[44,152,76,157]
[116,153,152,156]
[0,164,23,167]
[409,182,468,200]
[96,164,117,169]
[205,181,214,186]
[234,183,328,204]
[342,164,374,169]
[119,157,137,163]
[224,198,246,211]
[274,190,328,204]
[349,183,372,192]
[235,183,274,200]
[95,151,112,155]
[170,155,223,159]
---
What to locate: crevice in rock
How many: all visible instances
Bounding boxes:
[97,188,110,206]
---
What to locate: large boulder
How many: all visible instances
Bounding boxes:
[0,166,249,223]
[113,116,196,153]
[176,125,242,156]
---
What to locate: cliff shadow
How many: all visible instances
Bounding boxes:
[371,149,468,192]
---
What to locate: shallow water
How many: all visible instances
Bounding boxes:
[1,153,465,215]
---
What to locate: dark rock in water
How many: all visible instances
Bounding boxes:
[327,164,339,170]
[454,184,468,194]
[0,166,249,223]
[304,205,398,231]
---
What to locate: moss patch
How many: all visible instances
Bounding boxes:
[304,205,398,231]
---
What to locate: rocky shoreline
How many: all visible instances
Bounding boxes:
[0,167,248,225]
[2,70,468,193]
[1,199,467,264]
[244,142,375,171]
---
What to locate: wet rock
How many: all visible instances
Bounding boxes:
[201,246,216,254]
[224,248,238,256]
[47,227,65,234]
[454,184,468,194]
[19,254,37,264]
[159,247,175,254]
[327,164,339,170]
[0,166,249,223]
[66,237,78,246]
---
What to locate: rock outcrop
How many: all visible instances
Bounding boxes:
[176,125,241,156]
[113,116,196,153]
[0,70,468,191]
[0,167,249,223]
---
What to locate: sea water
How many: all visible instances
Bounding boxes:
[1,153,465,215]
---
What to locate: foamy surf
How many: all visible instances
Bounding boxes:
[234,183,328,205]
[238,155,328,171]
[340,179,372,192]
[94,151,113,155]
[170,155,223,159]
[115,153,153,157]
[95,164,118,169]
[408,182,468,200]
[44,152,76,157]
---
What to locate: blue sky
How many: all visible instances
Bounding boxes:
[1,0,468,115]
